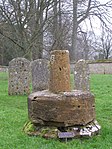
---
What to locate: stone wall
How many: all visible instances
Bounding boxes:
[88,62,112,74]
[71,62,112,74]
[0,66,8,72]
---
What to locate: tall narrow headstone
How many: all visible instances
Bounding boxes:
[31,59,49,92]
[8,58,30,95]
[74,59,90,91]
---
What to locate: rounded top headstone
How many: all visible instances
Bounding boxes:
[30,59,49,92]
[8,57,31,95]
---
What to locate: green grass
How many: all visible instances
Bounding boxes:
[0,72,112,149]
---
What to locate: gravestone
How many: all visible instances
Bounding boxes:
[31,59,49,92]
[8,58,30,95]
[74,59,90,91]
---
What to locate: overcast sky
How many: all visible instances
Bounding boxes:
[81,0,112,36]
[99,0,109,3]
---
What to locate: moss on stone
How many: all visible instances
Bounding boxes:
[23,121,58,138]
[23,121,35,134]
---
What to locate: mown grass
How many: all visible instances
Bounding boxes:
[0,72,112,149]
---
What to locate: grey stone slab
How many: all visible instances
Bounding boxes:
[31,59,49,92]
[8,57,31,95]
[74,59,90,91]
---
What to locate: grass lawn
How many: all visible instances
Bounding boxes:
[0,72,112,149]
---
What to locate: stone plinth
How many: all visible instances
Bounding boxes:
[49,50,71,93]
[28,90,95,127]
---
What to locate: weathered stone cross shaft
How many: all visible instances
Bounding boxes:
[28,50,95,128]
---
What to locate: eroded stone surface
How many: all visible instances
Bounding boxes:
[28,90,95,127]
[49,50,71,93]
[31,59,49,92]
[74,59,90,91]
[8,58,30,95]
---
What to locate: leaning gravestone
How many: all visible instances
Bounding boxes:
[31,59,49,92]
[74,59,90,91]
[8,58,30,95]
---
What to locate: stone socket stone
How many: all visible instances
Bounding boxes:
[74,59,90,91]
[49,50,71,93]
[31,59,49,92]
[8,57,31,95]
[28,90,95,127]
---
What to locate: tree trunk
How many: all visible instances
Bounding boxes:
[72,0,78,61]
[52,0,58,50]
[32,0,43,60]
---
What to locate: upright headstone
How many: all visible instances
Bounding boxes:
[8,58,30,95]
[31,59,49,92]
[74,59,90,91]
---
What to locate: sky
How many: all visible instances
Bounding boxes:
[99,0,109,3]
[81,0,112,36]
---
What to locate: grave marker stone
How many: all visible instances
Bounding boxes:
[74,59,90,91]
[31,59,49,92]
[8,58,30,95]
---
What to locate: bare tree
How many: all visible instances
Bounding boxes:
[72,0,112,61]
[45,0,72,52]
[0,0,112,64]
[72,0,78,60]
[0,0,57,60]
[96,27,112,59]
